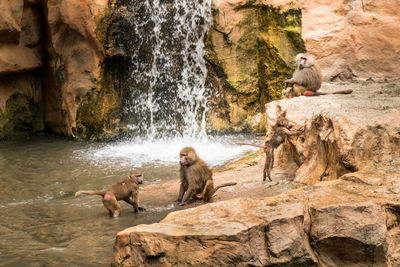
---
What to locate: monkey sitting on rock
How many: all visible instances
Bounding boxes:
[283,53,352,98]
[75,170,146,218]
[237,105,303,181]
[176,147,237,205]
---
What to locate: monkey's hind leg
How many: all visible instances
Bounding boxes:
[263,151,268,181]
[263,147,274,182]
[102,195,122,218]
[200,180,214,203]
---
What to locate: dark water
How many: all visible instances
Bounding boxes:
[0,135,258,266]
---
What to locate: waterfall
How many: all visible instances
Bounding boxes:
[125,0,212,140]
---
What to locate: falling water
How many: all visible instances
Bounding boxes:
[125,0,212,139]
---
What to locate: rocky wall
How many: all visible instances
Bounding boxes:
[206,1,305,133]
[44,0,121,139]
[300,0,400,81]
[0,0,44,139]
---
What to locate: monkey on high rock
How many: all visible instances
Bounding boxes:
[75,170,146,218]
[237,105,303,181]
[283,53,352,98]
[176,147,237,205]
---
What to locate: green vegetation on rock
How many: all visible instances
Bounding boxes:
[75,60,121,140]
[0,93,43,139]
[206,4,305,133]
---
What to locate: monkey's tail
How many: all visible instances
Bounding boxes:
[211,182,237,195]
[315,89,353,95]
[235,142,265,148]
[74,190,106,198]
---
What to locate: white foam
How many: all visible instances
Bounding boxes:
[74,136,258,168]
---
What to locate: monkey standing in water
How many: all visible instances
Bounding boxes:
[283,53,352,97]
[75,170,146,218]
[176,147,237,205]
[237,106,303,181]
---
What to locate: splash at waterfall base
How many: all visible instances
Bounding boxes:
[112,81,400,266]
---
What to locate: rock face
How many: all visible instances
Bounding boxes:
[44,0,115,138]
[206,1,305,132]
[0,0,121,140]
[111,81,400,266]
[0,0,44,139]
[301,0,400,81]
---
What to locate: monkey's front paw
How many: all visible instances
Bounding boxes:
[179,202,187,206]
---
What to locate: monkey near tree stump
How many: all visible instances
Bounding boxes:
[74,170,146,218]
[176,147,236,205]
[236,105,303,181]
[262,106,303,181]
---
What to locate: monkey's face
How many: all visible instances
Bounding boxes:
[130,171,144,184]
[135,174,143,184]
[278,118,292,129]
[179,147,196,166]
[299,57,307,69]
[295,53,314,70]
[179,153,191,166]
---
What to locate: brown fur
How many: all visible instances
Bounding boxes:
[75,170,145,217]
[177,147,236,205]
[237,105,303,181]
[284,53,322,97]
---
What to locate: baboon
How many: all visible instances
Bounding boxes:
[176,147,237,205]
[75,170,146,217]
[237,105,303,181]
[283,53,352,97]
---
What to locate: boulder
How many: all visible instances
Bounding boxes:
[267,81,400,185]
[112,174,400,266]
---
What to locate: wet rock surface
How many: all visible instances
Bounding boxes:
[112,81,400,266]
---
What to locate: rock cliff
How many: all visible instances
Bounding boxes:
[111,80,400,266]
[0,0,44,138]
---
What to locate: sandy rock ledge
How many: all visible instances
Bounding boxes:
[112,81,400,267]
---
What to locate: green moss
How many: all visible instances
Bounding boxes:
[205,4,305,133]
[75,60,120,139]
[261,7,305,103]
[0,93,43,139]
[74,5,123,140]
[236,5,305,105]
